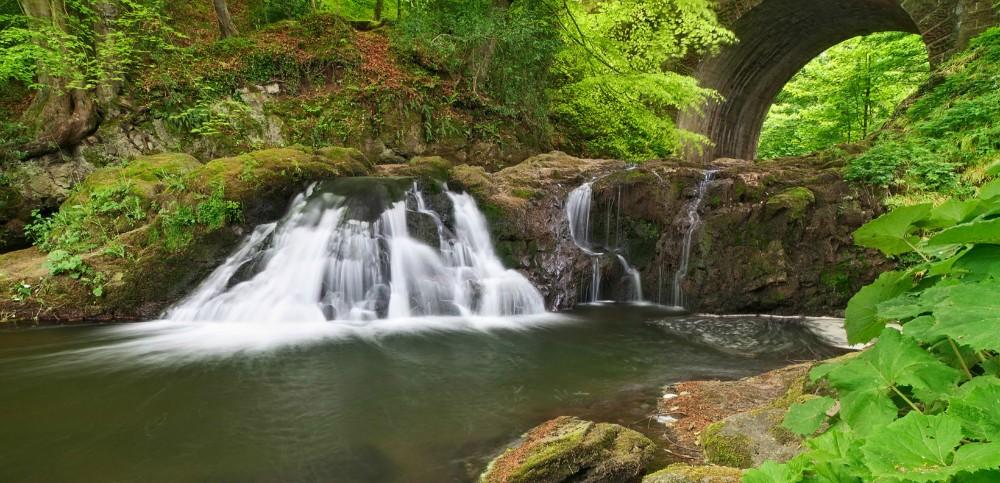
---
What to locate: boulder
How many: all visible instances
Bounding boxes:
[699,407,802,469]
[642,464,742,483]
[480,416,655,483]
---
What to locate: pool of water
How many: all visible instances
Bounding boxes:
[0,305,844,483]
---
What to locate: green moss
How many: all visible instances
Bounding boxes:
[765,187,815,220]
[511,188,539,199]
[643,464,743,482]
[481,417,654,483]
[450,164,494,198]
[406,156,453,181]
[700,421,754,469]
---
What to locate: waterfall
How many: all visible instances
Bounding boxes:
[671,170,718,307]
[167,182,545,322]
[564,180,643,303]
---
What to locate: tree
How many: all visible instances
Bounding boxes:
[1,0,177,159]
[212,0,238,39]
[15,0,100,158]
[374,0,383,21]
[758,32,929,159]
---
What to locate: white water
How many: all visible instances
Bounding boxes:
[564,180,643,303]
[671,170,718,307]
[168,183,545,324]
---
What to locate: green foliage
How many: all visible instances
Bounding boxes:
[250,0,312,27]
[759,32,929,159]
[0,0,179,91]
[9,281,32,302]
[844,28,1000,202]
[549,0,732,160]
[44,249,106,297]
[745,169,1000,481]
[151,183,241,252]
[25,180,146,253]
[781,397,835,436]
[395,0,561,129]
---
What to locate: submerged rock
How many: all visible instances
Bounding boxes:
[480,416,655,483]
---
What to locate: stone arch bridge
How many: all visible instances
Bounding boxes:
[681,0,998,161]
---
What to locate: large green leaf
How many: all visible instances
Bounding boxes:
[845,270,912,343]
[782,396,836,436]
[861,413,1000,482]
[978,178,1000,200]
[922,281,1000,352]
[922,199,983,229]
[948,376,1000,441]
[741,458,805,483]
[953,245,1000,275]
[853,203,931,255]
[928,218,1000,246]
[825,329,960,432]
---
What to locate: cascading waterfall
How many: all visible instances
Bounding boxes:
[564,180,643,303]
[671,170,718,307]
[167,181,545,322]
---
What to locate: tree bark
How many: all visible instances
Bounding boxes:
[17,0,101,159]
[374,0,384,21]
[212,0,239,39]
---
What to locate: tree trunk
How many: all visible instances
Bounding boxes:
[374,0,384,21]
[212,0,239,39]
[17,0,101,159]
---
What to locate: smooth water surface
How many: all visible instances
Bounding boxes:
[0,306,844,483]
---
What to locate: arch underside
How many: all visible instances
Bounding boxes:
[681,0,925,161]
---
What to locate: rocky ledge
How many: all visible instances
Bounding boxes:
[2,148,885,324]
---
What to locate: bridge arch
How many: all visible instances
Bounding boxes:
[680,0,997,161]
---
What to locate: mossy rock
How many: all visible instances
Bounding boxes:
[765,187,815,220]
[68,153,202,205]
[405,156,453,181]
[480,416,655,483]
[699,407,803,469]
[642,464,742,482]
[450,164,495,198]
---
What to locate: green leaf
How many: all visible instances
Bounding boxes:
[948,377,1000,441]
[825,329,961,432]
[845,270,912,343]
[741,459,805,483]
[853,204,931,256]
[861,413,1000,482]
[928,218,1000,246]
[923,282,1000,352]
[953,245,1000,276]
[978,178,1000,200]
[783,396,836,436]
[922,199,983,229]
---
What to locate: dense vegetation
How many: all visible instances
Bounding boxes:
[758,32,929,160]
[746,161,1000,482]
[0,0,733,164]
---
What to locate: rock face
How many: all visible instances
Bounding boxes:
[460,152,889,315]
[480,416,656,483]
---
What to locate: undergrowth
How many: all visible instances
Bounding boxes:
[846,28,1000,206]
[746,163,1000,482]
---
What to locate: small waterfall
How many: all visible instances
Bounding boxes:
[167,182,545,322]
[671,170,718,307]
[564,180,643,303]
